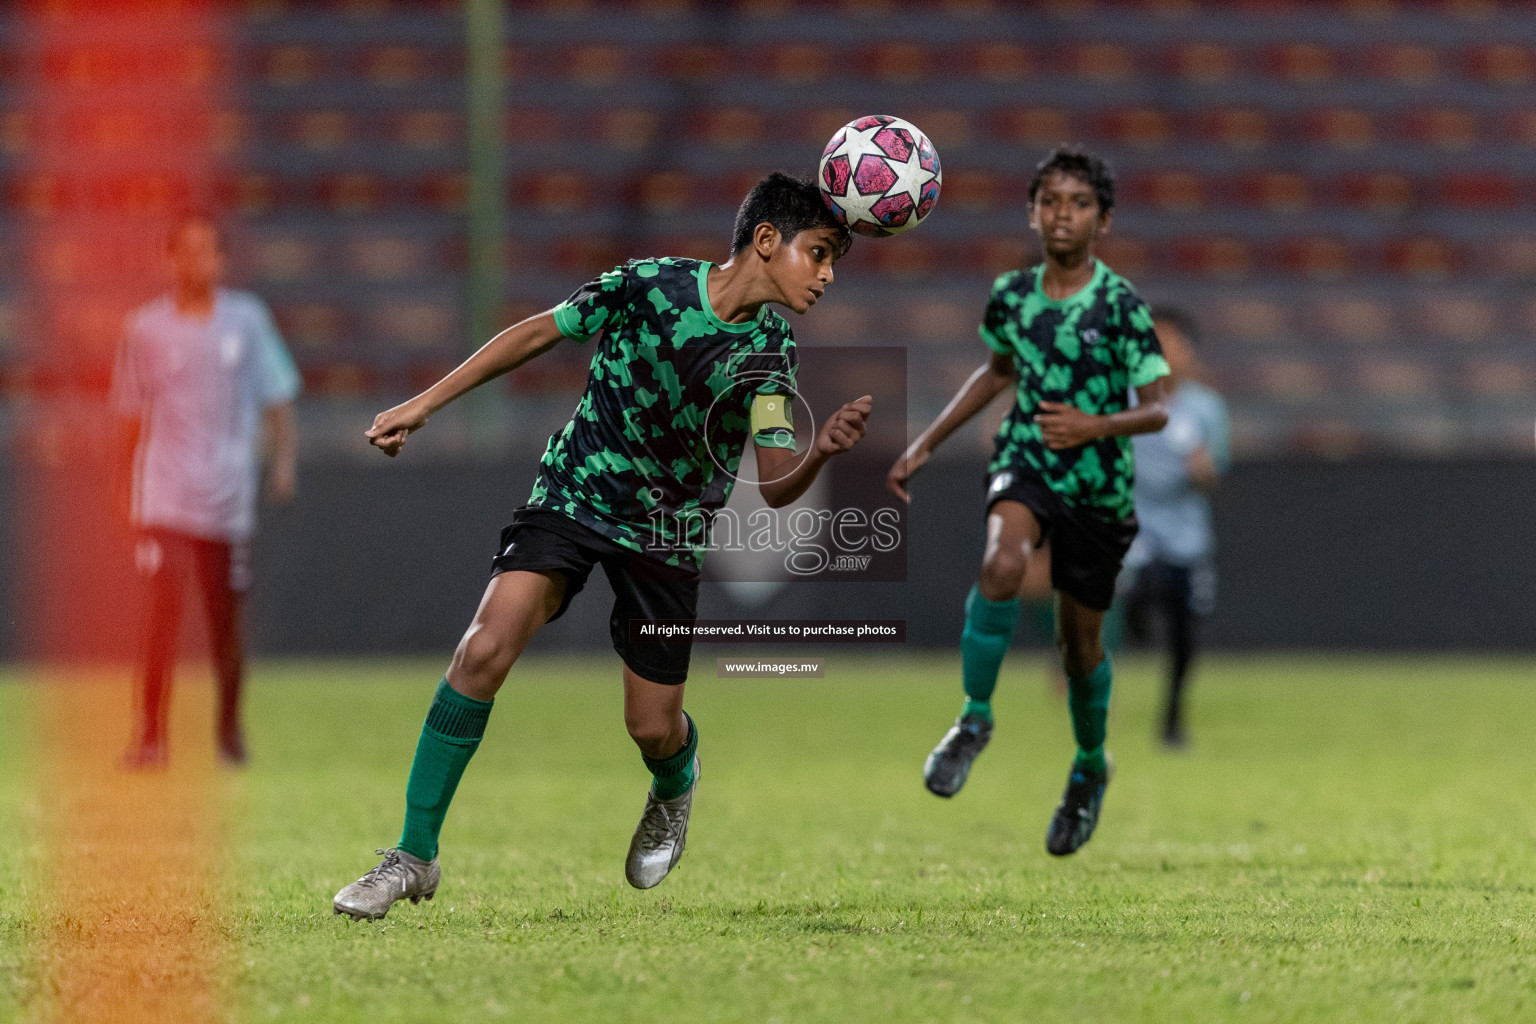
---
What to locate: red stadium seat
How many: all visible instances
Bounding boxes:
[1464,43,1534,87]
[1097,108,1174,148]
[599,108,659,150]
[1267,43,1339,86]
[1126,169,1207,213]
[967,42,1035,83]
[1278,236,1355,281]
[250,236,322,283]
[1253,356,1329,401]
[1367,43,1442,85]
[557,44,629,86]
[347,237,431,282]
[273,304,347,351]
[863,42,932,83]
[554,237,627,276]
[511,171,589,214]
[687,107,767,149]
[1065,42,1138,82]
[302,363,375,397]
[1096,236,1150,278]
[999,107,1076,145]
[905,109,972,149]
[940,169,1003,212]
[290,110,357,151]
[762,43,832,84]
[1490,238,1536,279]
[504,109,566,145]
[1401,107,1480,149]
[1502,109,1536,145]
[374,301,455,350]
[413,172,467,213]
[1436,172,1520,210]
[1164,42,1237,85]
[1197,108,1274,151]
[258,45,321,87]
[659,44,727,82]
[1237,171,1313,213]
[393,110,461,150]
[1173,236,1252,281]
[358,46,435,87]
[1382,237,1457,280]
[1339,172,1414,215]
[316,173,392,215]
[1304,107,1377,150]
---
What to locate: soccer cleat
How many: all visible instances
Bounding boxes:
[624,756,699,890]
[332,848,440,921]
[923,714,992,797]
[120,740,168,771]
[218,730,248,767]
[1045,753,1115,857]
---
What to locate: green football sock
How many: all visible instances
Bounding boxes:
[398,678,493,862]
[959,585,1020,722]
[642,712,698,801]
[1068,659,1113,776]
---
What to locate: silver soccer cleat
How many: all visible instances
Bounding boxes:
[923,714,993,798]
[624,756,699,890]
[332,848,440,921]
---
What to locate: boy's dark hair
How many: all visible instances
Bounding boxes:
[731,172,852,258]
[1027,145,1116,214]
[1151,305,1201,347]
[166,212,224,252]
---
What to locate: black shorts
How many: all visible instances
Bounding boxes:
[985,469,1138,612]
[490,505,699,685]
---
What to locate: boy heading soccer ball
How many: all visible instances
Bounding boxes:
[334,172,872,920]
[888,146,1172,856]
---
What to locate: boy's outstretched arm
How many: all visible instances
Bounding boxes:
[754,395,872,509]
[1035,376,1172,451]
[366,311,565,456]
[886,351,1015,502]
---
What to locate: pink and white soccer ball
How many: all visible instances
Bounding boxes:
[818,115,942,237]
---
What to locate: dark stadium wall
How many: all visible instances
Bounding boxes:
[8,456,1535,658]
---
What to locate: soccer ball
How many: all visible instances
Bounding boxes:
[818,115,942,237]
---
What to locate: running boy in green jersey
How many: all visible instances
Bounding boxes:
[887,147,1171,856]
[333,173,870,919]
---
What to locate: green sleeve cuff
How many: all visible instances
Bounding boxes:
[978,324,1010,355]
[552,302,585,340]
[1130,354,1171,389]
[753,429,796,450]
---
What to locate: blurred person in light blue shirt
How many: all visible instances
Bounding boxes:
[111,215,300,768]
[1121,308,1229,750]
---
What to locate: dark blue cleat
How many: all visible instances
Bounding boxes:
[1045,753,1114,856]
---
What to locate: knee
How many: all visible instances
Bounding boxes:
[624,710,678,758]
[454,626,516,684]
[979,548,1029,599]
[1056,632,1103,680]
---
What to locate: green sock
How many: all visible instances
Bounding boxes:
[398,678,493,861]
[959,585,1020,722]
[1068,659,1113,776]
[642,712,698,801]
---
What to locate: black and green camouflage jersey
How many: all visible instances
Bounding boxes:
[530,257,798,571]
[981,258,1170,520]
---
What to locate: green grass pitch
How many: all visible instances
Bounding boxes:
[4,653,1536,1022]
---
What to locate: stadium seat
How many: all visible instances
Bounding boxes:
[316,173,390,214]
[259,45,320,86]
[1357,358,1436,399]
[938,169,1001,211]
[1419,295,1498,341]
[1402,107,1479,149]
[560,45,628,86]
[999,107,1075,145]
[599,108,659,150]
[1067,42,1137,82]
[1461,358,1536,397]
[1464,43,1533,87]
[1278,236,1354,281]
[360,46,432,86]
[1267,43,1339,85]
[1368,43,1442,85]
[763,43,832,84]
[1502,108,1536,144]
[291,110,357,152]
[1304,107,1376,150]
[1382,237,1456,280]
[512,171,588,213]
[1198,107,1274,151]
[1490,238,1536,279]
[1165,42,1237,85]
[274,304,349,351]
[1127,169,1206,213]
[1211,298,1289,343]
[660,44,727,82]
[302,362,375,397]
[348,237,430,281]
[374,301,455,350]
[393,110,460,150]
[1173,236,1252,281]
[413,172,467,213]
[1238,171,1313,213]
[968,42,1034,82]
[250,236,322,283]
[554,237,627,276]
[1097,107,1174,148]
[1436,172,1520,210]
[687,107,766,149]
[863,42,931,83]
[1254,356,1329,401]
[505,109,565,145]
[1314,297,1393,343]
[1096,236,1150,278]
[1339,172,1414,215]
